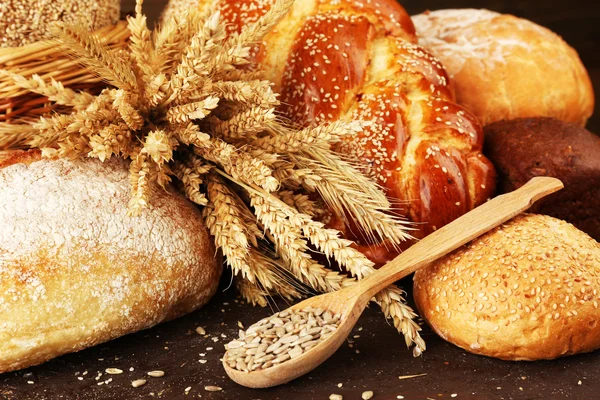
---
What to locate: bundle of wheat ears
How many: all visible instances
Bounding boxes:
[0,0,426,355]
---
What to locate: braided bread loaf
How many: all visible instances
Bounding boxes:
[163,0,496,263]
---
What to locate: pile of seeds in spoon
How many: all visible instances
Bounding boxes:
[224,307,342,372]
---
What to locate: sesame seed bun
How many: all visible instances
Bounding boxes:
[413,214,600,361]
[1,0,120,48]
[412,9,595,127]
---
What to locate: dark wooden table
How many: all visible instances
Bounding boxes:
[1,1,599,399]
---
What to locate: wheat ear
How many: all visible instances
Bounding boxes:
[50,23,138,92]
[127,0,155,84]
[0,71,94,110]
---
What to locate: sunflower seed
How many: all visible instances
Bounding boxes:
[288,346,303,359]
[131,379,146,388]
[362,391,374,399]
[280,335,299,344]
[224,308,341,371]
[226,340,244,349]
[105,368,123,375]
[272,343,290,355]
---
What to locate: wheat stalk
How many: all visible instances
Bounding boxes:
[127,0,154,83]
[253,121,363,154]
[50,23,137,92]
[212,106,276,140]
[236,278,269,307]
[204,174,255,281]
[0,70,94,110]
[296,148,415,245]
[248,248,303,301]
[0,0,425,354]
[224,0,294,51]
[278,190,321,217]
[0,124,38,149]
[198,140,279,192]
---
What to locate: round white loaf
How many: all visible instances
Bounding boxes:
[0,151,221,373]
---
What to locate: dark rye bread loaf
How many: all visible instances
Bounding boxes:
[484,117,600,240]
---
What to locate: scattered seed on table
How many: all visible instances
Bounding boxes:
[204,385,222,392]
[105,368,123,375]
[330,394,343,400]
[362,391,374,399]
[147,370,165,378]
[196,327,206,335]
[398,373,427,380]
[131,379,146,388]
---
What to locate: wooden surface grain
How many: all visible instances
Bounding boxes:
[1,1,599,399]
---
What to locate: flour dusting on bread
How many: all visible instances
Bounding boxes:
[0,152,220,373]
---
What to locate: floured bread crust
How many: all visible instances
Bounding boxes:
[413,9,595,126]
[0,151,221,373]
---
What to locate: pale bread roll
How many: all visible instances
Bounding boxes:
[414,214,600,361]
[0,151,221,373]
[412,9,595,126]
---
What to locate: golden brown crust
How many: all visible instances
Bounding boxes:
[413,9,595,127]
[413,214,600,361]
[163,0,496,264]
[0,149,41,168]
[0,151,221,373]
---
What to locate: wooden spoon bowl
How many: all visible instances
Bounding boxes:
[224,177,564,388]
[223,281,366,388]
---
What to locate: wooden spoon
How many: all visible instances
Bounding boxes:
[224,176,563,388]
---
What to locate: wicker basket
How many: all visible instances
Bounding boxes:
[0,21,130,123]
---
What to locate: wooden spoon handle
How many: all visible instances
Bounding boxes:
[358,177,564,300]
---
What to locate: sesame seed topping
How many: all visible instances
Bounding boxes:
[1,0,120,48]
